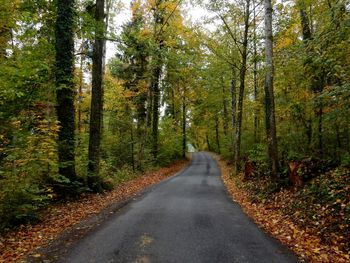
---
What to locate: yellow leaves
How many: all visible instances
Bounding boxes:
[291,226,300,239]
[11,120,21,129]
[124,90,137,99]
[276,37,294,50]
[131,0,143,16]
[104,72,138,111]
[139,28,152,38]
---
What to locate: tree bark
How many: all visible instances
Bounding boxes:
[230,65,237,158]
[151,64,162,160]
[234,0,250,174]
[182,88,186,158]
[206,133,211,152]
[55,0,77,181]
[130,118,135,172]
[253,0,259,143]
[298,0,312,41]
[215,116,221,154]
[151,0,165,160]
[264,0,279,177]
[88,0,105,191]
[222,77,228,136]
[78,52,83,134]
[317,103,323,155]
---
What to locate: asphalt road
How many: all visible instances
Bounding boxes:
[58,152,299,263]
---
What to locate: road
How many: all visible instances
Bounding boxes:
[57,152,298,263]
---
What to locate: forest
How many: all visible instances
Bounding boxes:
[0,0,349,261]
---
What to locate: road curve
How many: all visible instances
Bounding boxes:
[57,152,298,263]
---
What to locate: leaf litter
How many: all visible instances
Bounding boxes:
[217,156,349,263]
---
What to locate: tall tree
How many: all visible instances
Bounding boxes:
[230,65,237,153]
[222,77,229,137]
[215,0,251,172]
[264,0,279,177]
[253,0,259,143]
[88,0,105,191]
[150,0,165,160]
[234,0,250,174]
[182,86,187,158]
[55,0,77,181]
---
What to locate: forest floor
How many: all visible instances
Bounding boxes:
[217,156,350,263]
[0,159,190,263]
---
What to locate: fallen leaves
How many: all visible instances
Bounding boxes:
[216,156,350,263]
[0,159,189,263]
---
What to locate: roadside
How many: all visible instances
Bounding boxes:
[216,155,349,263]
[0,158,190,263]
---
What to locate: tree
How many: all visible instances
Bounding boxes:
[234,0,251,174]
[263,0,279,177]
[87,0,105,191]
[150,0,166,160]
[55,0,77,182]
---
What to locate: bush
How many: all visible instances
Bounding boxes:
[0,117,58,230]
[0,178,48,231]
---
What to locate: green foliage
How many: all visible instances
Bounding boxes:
[0,177,47,231]
[0,117,57,231]
[158,118,183,166]
[1,0,349,237]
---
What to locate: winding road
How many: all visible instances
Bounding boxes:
[57,152,298,263]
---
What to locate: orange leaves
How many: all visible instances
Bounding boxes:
[217,156,350,263]
[0,159,189,263]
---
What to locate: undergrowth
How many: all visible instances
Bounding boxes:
[235,167,350,252]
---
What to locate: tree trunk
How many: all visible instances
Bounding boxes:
[234,0,250,174]
[264,0,279,177]
[171,88,176,118]
[130,120,135,172]
[206,134,211,152]
[55,0,77,181]
[151,64,162,160]
[88,0,105,192]
[306,119,312,148]
[135,55,148,170]
[146,88,153,128]
[78,53,83,134]
[253,0,259,143]
[215,117,221,154]
[317,103,323,155]
[222,77,228,137]
[136,91,147,170]
[182,89,186,158]
[230,65,237,158]
[150,1,165,160]
[298,0,312,41]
